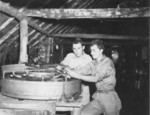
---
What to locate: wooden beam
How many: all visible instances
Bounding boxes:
[28,23,45,44]
[0,1,50,37]
[52,34,148,40]
[19,19,28,63]
[3,36,19,53]
[0,18,14,30]
[0,24,19,45]
[46,38,51,63]
[23,8,150,19]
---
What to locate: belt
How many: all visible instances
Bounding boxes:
[96,89,115,94]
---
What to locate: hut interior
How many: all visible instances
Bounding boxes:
[0,0,149,115]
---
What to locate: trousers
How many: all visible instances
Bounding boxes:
[80,91,122,115]
[81,84,90,105]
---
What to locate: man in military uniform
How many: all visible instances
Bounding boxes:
[65,39,122,115]
[61,38,92,104]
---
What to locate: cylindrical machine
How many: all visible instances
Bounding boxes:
[1,64,81,100]
[1,78,81,100]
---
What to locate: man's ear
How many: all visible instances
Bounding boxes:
[83,46,85,50]
[100,49,103,53]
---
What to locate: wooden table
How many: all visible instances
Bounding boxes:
[0,93,84,115]
[56,96,84,115]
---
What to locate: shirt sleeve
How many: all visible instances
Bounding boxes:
[61,53,72,66]
[96,59,115,81]
[87,56,92,63]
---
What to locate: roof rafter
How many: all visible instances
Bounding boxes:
[0,24,19,45]
[0,18,14,30]
[0,1,50,37]
[23,7,150,19]
[52,33,148,40]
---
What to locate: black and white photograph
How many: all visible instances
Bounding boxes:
[0,0,149,115]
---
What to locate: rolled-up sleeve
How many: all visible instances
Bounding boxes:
[61,53,72,65]
[96,60,115,81]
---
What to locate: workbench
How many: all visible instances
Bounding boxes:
[56,96,84,115]
[0,93,84,115]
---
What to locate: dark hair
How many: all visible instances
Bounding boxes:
[72,38,83,45]
[90,39,105,50]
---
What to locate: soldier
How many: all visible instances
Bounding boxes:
[61,38,92,104]
[65,39,122,115]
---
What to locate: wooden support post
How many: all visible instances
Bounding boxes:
[46,38,51,64]
[19,19,28,63]
[49,38,54,64]
[60,44,64,62]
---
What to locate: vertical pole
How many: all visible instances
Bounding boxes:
[46,37,51,64]
[60,44,64,62]
[50,38,54,64]
[19,19,28,63]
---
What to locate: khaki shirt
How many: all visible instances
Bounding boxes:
[79,55,116,91]
[79,55,122,110]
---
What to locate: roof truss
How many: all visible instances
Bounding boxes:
[23,8,150,19]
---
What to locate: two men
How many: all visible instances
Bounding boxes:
[61,38,92,104]
[65,39,122,115]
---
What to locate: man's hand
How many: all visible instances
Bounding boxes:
[65,68,80,79]
[56,64,70,73]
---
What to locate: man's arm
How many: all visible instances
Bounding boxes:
[60,53,73,66]
[65,68,99,83]
[66,59,115,82]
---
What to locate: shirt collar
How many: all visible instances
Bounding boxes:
[94,55,105,64]
[74,52,85,58]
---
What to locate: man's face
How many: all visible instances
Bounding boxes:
[72,43,85,57]
[90,45,103,59]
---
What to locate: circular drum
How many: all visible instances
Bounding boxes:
[1,78,81,100]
